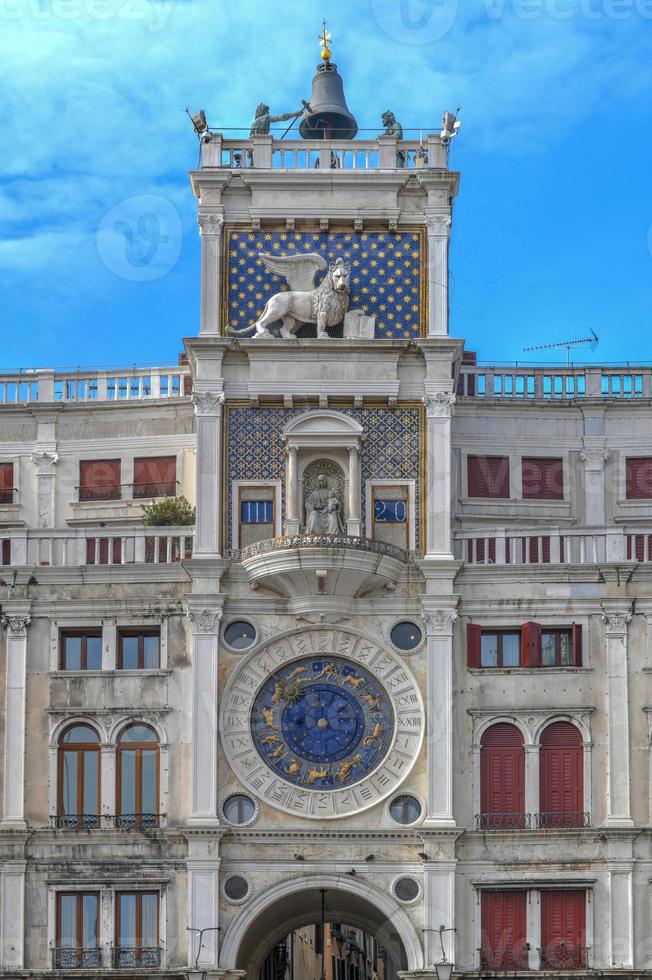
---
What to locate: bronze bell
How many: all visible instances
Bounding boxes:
[300,62,358,140]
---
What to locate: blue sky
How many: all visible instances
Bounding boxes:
[1,0,651,369]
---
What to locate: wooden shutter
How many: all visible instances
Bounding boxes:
[572,624,582,666]
[541,891,586,966]
[467,456,509,498]
[540,723,583,824]
[79,460,121,500]
[133,456,176,496]
[481,724,525,824]
[520,622,541,667]
[626,457,652,499]
[0,463,13,503]
[467,624,482,668]
[522,457,563,500]
[481,891,527,970]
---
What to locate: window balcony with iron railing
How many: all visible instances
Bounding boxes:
[534,811,590,829]
[479,946,530,971]
[51,813,101,831]
[538,943,590,969]
[110,812,161,830]
[50,813,164,831]
[475,812,531,831]
[0,487,17,505]
[113,946,162,968]
[52,947,102,969]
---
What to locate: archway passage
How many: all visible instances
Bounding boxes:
[227,883,416,980]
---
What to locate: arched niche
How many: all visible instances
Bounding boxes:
[283,411,364,536]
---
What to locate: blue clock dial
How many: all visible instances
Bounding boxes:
[251,656,394,790]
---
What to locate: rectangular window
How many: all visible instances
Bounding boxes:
[115,892,160,968]
[55,892,100,969]
[540,890,587,969]
[0,462,14,504]
[480,631,520,667]
[522,457,563,500]
[60,630,102,671]
[481,891,528,970]
[371,485,410,550]
[117,629,160,670]
[541,629,573,667]
[79,459,121,501]
[241,500,273,524]
[133,456,176,498]
[626,457,652,499]
[467,456,510,498]
[468,624,581,668]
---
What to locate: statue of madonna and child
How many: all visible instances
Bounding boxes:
[305,474,345,535]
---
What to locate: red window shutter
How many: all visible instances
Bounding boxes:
[133,456,176,497]
[80,460,121,500]
[467,624,482,668]
[468,456,509,498]
[626,457,652,500]
[540,723,583,821]
[572,624,582,666]
[521,622,541,667]
[481,891,527,970]
[541,891,586,966]
[0,463,13,504]
[481,724,525,820]
[522,457,563,500]
[1,539,10,565]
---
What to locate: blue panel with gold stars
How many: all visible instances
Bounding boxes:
[251,656,395,790]
[224,228,426,339]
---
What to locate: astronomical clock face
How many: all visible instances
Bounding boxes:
[221,627,424,819]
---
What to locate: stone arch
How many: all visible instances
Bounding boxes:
[220,873,424,977]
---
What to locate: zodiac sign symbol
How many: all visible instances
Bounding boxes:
[260,734,279,747]
[335,754,363,782]
[269,745,286,761]
[261,707,275,727]
[342,673,364,689]
[272,667,307,704]
[363,722,385,750]
[306,766,330,785]
[315,662,338,680]
[360,693,381,710]
[285,758,301,777]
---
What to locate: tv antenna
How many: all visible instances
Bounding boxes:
[523,329,599,365]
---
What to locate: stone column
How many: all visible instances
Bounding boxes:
[1,610,31,828]
[423,862,456,966]
[421,605,458,827]
[188,604,224,824]
[425,213,451,337]
[580,448,609,526]
[608,862,634,968]
[1,861,26,969]
[524,744,539,822]
[198,211,224,336]
[347,446,362,536]
[423,394,455,559]
[31,451,59,529]
[187,836,222,970]
[286,446,299,534]
[193,392,225,559]
[601,605,634,826]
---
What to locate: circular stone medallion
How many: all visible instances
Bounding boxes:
[220,627,424,819]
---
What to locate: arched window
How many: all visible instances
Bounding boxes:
[116,725,160,829]
[480,723,525,829]
[58,724,100,830]
[539,721,584,828]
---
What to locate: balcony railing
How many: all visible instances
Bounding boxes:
[0,487,17,505]
[538,944,589,969]
[51,813,101,830]
[535,811,590,829]
[110,813,161,830]
[475,812,531,831]
[0,366,191,405]
[457,364,652,400]
[0,525,193,567]
[113,946,162,968]
[77,481,179,503]
[457,525,652,566]
[237,533,411,563]
[479,946,530,970]
[201,132,448,172]
[52,947,102,969]
[51,813,165,830]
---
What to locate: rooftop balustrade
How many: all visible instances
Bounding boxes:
[0,526,193,567]
[0,366,191,405]
[456,525,652,566]
[457,364,652,401]
[200,132,447,171]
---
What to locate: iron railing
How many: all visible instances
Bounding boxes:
[475,812,531,831]
[538,944,590,969]
[52,947,102,969]
[113,946,162,968]
[535,811,590,829]
[51,814,101,830]
[479,946,530,970]
[110,813,161,830]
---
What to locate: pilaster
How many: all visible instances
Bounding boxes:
[31,450,59,529]
[193,391,225,558]
[198,210,224,336]
[187,599,226,824]
[423,394,455,559]
[186,834,224,969]
[601,603,634,826]
[0,861,26,969]
[580,446,609,526]
[425,213,451,337]
[1,606,31,829]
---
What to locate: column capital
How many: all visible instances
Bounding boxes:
[31,451,59,473]
[422,393,456,419]
[193,391,225,417]
[425,212,452,236]
[423,609,458,637]
[601,604,633,636]
[198,211,224,236]
[1,613,31,634]
[580,448,610,469]
[187,607,223,635]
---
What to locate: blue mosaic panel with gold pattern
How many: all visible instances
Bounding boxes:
[226,405,422,550]
[251,656,394,790]
[224,228,425,339]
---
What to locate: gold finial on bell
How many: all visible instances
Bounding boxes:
[319,19,332,62]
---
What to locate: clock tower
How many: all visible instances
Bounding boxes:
[184,30,461,980]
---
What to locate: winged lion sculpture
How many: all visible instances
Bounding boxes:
[226,252,350,339]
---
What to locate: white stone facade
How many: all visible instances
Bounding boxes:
[0,122,649,980]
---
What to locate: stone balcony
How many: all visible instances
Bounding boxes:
[237,534,411,622]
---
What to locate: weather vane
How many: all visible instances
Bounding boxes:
[320,19,332,63]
